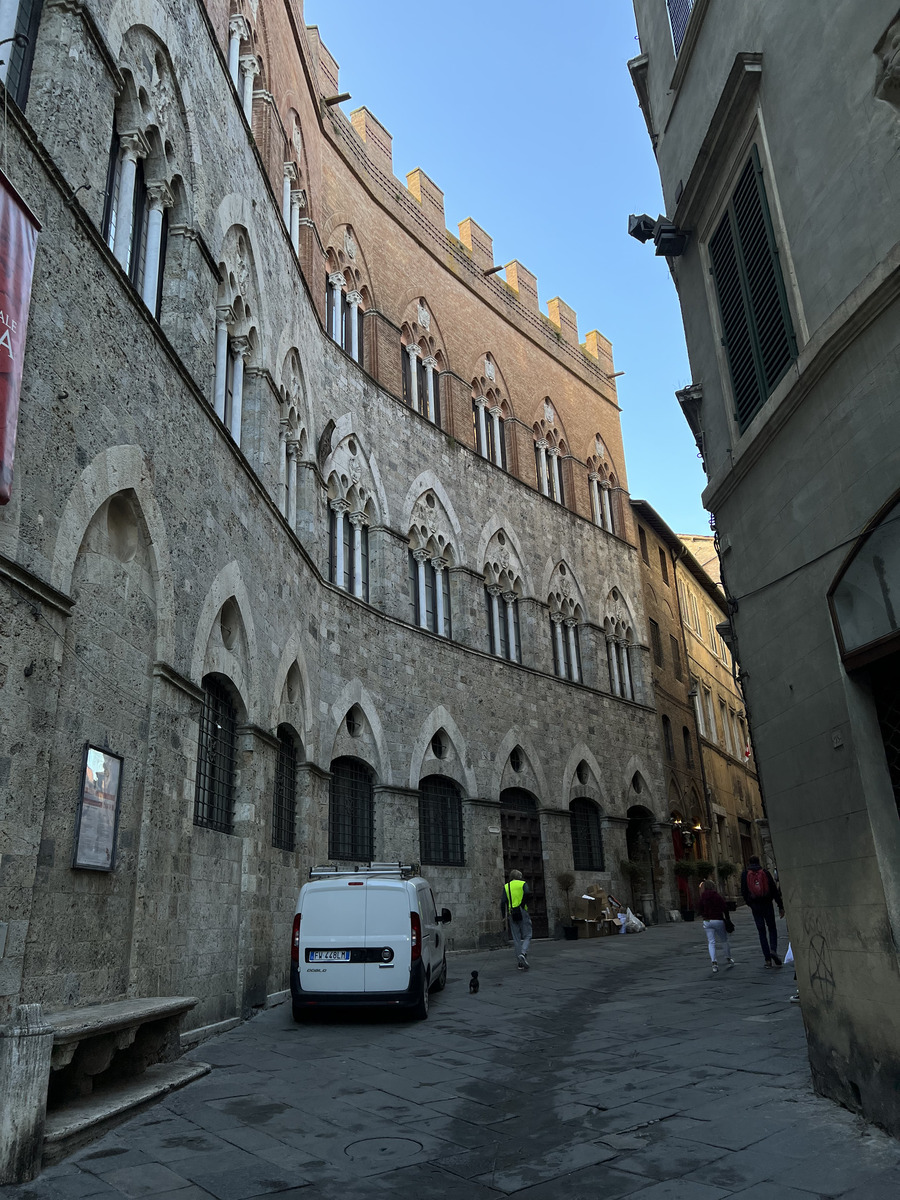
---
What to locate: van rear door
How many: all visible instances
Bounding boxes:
[363,880,411,993]
[299,880,366,993]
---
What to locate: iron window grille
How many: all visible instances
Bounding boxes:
[194,678,238,834]
[570,799,604,871]
[667,0,694,54]
[709,146,798,433]
[272,728,297,851]
[419,775,464,865]
[329,757,374,860]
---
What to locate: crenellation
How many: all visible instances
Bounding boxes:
[305,26,339,96]
[505,260,539,311]
[457,217,494,270]
[583,330,615,379]
[406,167,445,230]
[350,107,393,176]
[547,297,579,346]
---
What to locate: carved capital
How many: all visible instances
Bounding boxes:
[215,304,235,327]
[119,129,151,161]
[328,271,345,289]
[473,395,488,409]
[413,548,430,565]
[431,556,446,573]
[230,335,251,361]
[535,438,548,450]
[229,14,250,41]
[146,180,174,210]
[502,591,517,605]
[488,584,503,598]
[346,290,363,307]
[564,616,578,628]
[283,161,298,181]
[550,610,566,624]
[286,438,300,458]
[330,497,350,514]
[240,54,261,79]
[422,355,438,370]
[405,342,421,360]
[290,188,306,211]
[349,511,369,529]
[488,405,502,419]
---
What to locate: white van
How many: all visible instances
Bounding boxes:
[290,864,451,1020]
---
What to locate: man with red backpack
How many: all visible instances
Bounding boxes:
[741,856,785,967]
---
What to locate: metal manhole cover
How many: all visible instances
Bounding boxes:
[344,1137,423,1162]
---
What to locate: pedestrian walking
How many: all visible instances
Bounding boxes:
[698,879,735,973]
[740,855,785,967]
[502,869,532,970]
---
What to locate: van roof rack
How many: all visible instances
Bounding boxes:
[308,862,420,880]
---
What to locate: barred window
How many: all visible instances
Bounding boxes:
[419,775,464,866]
[272,727,298,851]
[194,678,238,834]
[329,757,374,860]
[570,799,604,871]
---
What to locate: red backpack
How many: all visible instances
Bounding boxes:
[746,867,770,899]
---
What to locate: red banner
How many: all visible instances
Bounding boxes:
[0,168,40,504]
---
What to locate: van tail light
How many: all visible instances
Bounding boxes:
[291,913,301,964]
[410,912,422,962]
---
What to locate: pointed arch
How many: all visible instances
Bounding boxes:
[269,628,314,754]
[490,729,549,803]
[475,516,533,596]
[326,679,393,785]
[541,557,588,615]
[322,415,390,524]
[407,705,477,794]
[620,754,662,818]
[400,471,465,564]
[51,445,176,664]
[560,744,610,808]
[189,561,260,722]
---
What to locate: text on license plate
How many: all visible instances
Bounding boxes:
[309,950,351,962]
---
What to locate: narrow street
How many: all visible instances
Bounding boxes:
[7,913,900,1200]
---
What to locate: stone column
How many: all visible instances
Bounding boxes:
[112,130,148,268]
[141,180,173,314]
[350,511,368,598]
[552,611,567,677]
[347,291,363,362]
[565,618,580,682]
[432,556,446,635]
[549,447,562,502]
[228,336,250,444]
[601,482,613,532]
[406,344,421,411]
[327,272,344,340]
[240,55,260,123]
[488,585,503,653]
[0,1004,54,1184]
[278,420,289,515]
[213,304,234,423]
[423,356,437,422]
[290,190,303,257]
[618,639,633,700]
[589,473,602,525]
[490,406,503,465]
[413,549,429,627]
[331,498,349,586]
[607,635,621,695]
[474,396,489,456]
[503,592,518,661]
[286,438,299,532]
[228,15,249,86]
[535,438,549,495]
[282,162,296,228]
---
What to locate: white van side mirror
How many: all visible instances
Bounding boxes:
[438,908,452,924]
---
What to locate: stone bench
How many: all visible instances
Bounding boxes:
[1,998,209,1183]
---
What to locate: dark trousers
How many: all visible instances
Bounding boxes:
[751,903,778,960]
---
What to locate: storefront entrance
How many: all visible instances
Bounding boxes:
[500,788,548,938]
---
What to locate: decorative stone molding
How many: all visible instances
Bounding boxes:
[145,180,174,210]
[330,497,350,514]
[229,14,250,42]
[230,335,251,362]
[328,271,345,289]
[484,357,495,381]
[239,55,261,79]
[405,342,421,359]
[283,162,298,181]
[344,229,357,259]
[417,302,430,330]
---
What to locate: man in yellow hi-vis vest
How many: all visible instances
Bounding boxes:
[502,869,532,969]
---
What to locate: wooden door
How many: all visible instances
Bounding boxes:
[500,789,548,938]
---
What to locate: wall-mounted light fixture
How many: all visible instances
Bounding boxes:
[628,212,690,257]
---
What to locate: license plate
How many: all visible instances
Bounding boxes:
[309,950,351,962]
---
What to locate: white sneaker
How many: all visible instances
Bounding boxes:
[726,958,736,967]
[711,962,719,973]
[517,954,526,970]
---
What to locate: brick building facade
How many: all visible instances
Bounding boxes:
[0,0,676,1032]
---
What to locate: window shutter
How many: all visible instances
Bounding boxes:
[433,371,441,427]
[328,507,337,583]
[573,626,582,681]
[485,586,495,653]
[154,208,169,320]
[102,131,121,249]
[6,0,43,108]
[360,525,369,602]
[710,147,797,432]
[513,603,522,663]
[409,551,418,622]
[342,512,352,591]
[498,419,507,470]
[551,616,559,675]
[357,307,364,364]
[498,597,510,660]
[127,159,147,281]
[402,346,411,404]
[424,560,436,631]
[416,357,427,414]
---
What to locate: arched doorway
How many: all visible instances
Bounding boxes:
[500,788,548,937]
[626,803,658,922]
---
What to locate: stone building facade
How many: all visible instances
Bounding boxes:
[0,0,676,1033]
[632,500,766,908]
[630,0,900,1133]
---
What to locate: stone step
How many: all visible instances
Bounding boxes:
[43,1059,210,1165]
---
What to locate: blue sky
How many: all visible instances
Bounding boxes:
[304,0,709,534]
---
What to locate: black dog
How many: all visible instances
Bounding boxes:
[469,971,479,994]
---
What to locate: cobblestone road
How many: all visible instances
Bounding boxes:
[5,911,900,1199]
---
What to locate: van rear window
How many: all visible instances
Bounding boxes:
[301,886,366,931]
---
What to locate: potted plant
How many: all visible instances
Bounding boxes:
[717,860,739,908]
[695,859,715,883]
[556,871,578,940]
[673,859,697,920]
[620,859,646,910]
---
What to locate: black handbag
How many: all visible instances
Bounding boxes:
[724,914,735,934]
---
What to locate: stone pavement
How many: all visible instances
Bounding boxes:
[5,910,900,1200]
